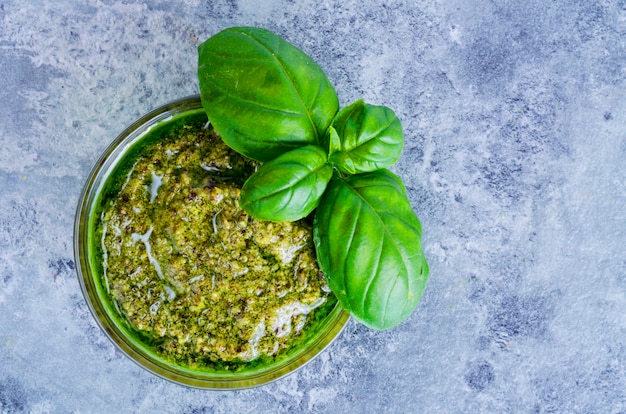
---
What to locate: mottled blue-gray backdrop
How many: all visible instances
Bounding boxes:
[1,1,625,413]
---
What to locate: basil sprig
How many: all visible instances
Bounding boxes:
[198,26,429,330]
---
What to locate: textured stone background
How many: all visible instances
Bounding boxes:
[1,0,625,412]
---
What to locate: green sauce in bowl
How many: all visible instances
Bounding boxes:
[75,96,349,388]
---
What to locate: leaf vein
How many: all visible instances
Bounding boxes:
[361,233,384,317]
[248,162,328,203]
[240,30,321,144]
[342,179,413,288]
[204,77,304,117]
[342,201,361,303]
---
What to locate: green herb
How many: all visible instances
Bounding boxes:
[325,99,403,175]
[197,26,339,162]
[240,145,333,222]
[314,169,428,330]
[198,26,429,330]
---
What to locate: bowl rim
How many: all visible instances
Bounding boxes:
[73,95,350,389]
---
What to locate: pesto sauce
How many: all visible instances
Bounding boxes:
[95,114,336,371]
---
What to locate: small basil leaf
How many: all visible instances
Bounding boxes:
[327,125,342,157]
[325,99,403,174]
[240,145,333,222]
[198,27,339,162]
[313,169,429,330]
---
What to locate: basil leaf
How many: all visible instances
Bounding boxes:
[198,27,339,162]
[327,125,342,156]
[325,99,403,174]
[240,145,333,222]
[313,169,429,330]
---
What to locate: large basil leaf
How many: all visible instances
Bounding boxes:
[198,27,339,162]
[324,99,403,174]
[313,169,429,330]
[240,146,333,222]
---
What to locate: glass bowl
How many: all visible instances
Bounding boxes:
[74,95,349,389]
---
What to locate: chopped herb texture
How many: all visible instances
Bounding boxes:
[97,118,335,369]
